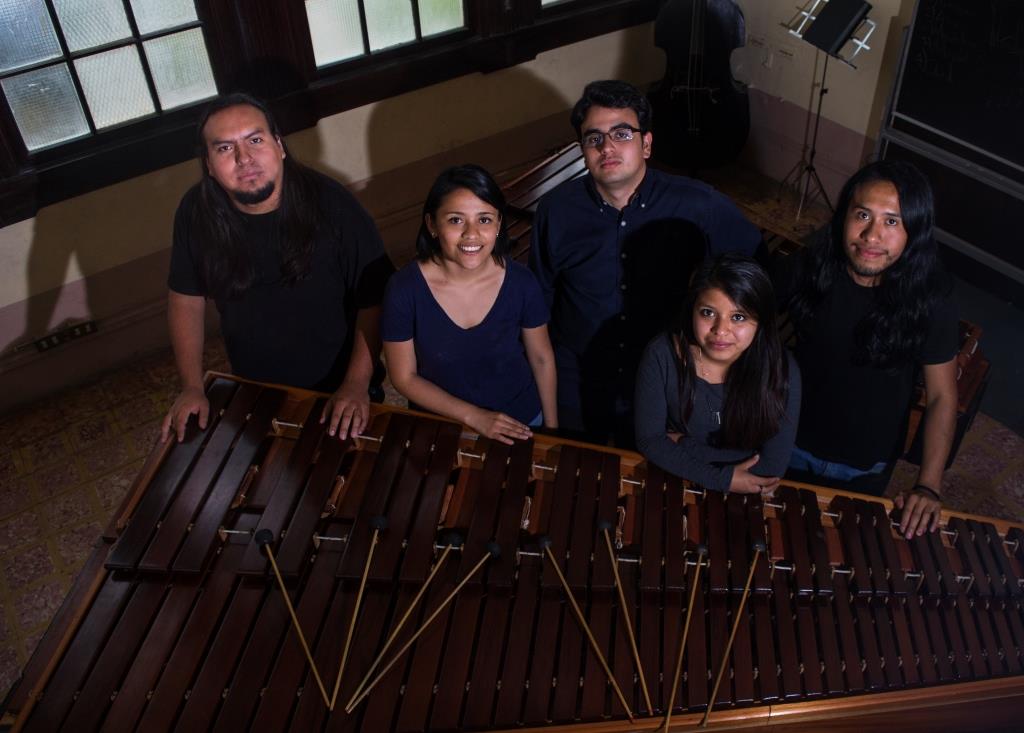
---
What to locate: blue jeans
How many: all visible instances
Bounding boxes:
[788,445,888,482]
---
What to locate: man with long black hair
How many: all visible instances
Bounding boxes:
[161,94,393,443]
[529,79,761,447]
[777,159,958,539]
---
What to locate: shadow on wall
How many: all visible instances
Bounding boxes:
[363,67,567,199]
[358,67,568,266]
[614,20,661,83]
[10,167,191,359]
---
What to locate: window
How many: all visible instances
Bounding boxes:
[305,0,465,68]
[0,0,658,224]
[0,0,217,152]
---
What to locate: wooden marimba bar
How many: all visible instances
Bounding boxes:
[5,374,1024,732]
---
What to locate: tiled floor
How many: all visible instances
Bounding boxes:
[0,341,229,700]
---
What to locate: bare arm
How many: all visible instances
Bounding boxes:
[384,339,532,445]
[321,306,381,440]
[522,324,558,428]
[161,290,208,442]
[895,358,957,538]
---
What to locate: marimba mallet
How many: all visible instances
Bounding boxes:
[346,541,501,713]
[539,535,635,723]
[346,530,464,708]
[331,515,388,710]
[597,518,652,714]
[701,539,765,728]
[660,544,708,732]
[255,528,332,709]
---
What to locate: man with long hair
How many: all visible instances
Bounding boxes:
[777,159,958,539]
[161,94,393,443]
[529,79,760,447]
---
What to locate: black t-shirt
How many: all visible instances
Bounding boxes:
[784,269,958,469]
[168,172,394,391]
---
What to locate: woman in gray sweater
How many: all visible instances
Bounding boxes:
[634,254,800,494]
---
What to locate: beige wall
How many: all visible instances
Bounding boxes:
[732,0,914,202]
[736,0,913,139]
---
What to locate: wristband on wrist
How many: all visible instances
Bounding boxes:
[912,484,941,502]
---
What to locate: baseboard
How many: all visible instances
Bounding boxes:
[0,297,169,414]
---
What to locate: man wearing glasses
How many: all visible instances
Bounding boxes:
[529,79,760,447]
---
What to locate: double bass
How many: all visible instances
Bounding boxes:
[649,0,750,171]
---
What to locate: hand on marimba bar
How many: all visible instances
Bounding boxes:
[893,486,942,539]
[320,381,370,440]
[465,407,533,445]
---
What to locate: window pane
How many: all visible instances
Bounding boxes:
[75,45,155,128]
[144,28,216,110]
[129,0,198,35]
[0,0,61,73]
[419,0,463,37]
[52,0,132,53]
[2,64,89,150]
[305,0,364,67]
[366,0,415,52]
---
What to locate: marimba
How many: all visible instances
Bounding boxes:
[5,374,1024,732]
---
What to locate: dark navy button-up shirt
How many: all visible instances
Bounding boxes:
[529,167,761,426]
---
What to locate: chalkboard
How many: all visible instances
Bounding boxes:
[880,0,1024,284]
[881,140,1024,272]
[891,0,1024,178]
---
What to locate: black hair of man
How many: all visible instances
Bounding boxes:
[569,80,653,139]
[190,92,323,299]
[415,164,511,265]
[785,159,952,368]
[676,254,789,450]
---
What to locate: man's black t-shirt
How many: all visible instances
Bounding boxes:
[168,172,393,392]
[785,269,958,469]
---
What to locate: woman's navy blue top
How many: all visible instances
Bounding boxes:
[381,260,549,423]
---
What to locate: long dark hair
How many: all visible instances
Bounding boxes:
[415,164,510,265]
[189,93,322,299]
[786,159,950,367]
[676,254,789,450]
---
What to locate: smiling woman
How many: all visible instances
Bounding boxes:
[634,254,800,495]
[381,164,559,444]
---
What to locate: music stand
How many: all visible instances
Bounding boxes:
[778,0,876,218]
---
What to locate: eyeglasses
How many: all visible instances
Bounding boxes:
[581,125,642,149]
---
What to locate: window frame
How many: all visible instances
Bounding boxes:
[0,0,659,225]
